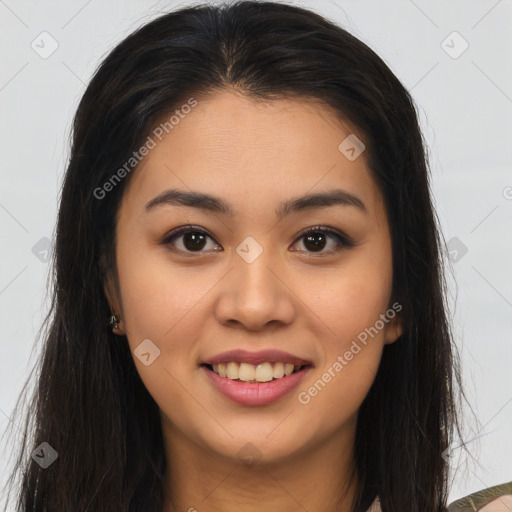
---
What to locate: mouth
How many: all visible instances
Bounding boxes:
[200,361,313,383]
[201,362,313,406]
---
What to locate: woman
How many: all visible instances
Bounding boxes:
[2,1,509,511]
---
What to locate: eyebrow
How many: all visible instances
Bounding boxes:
[144,188,367,218]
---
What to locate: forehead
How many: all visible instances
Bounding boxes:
[120,90,384,220]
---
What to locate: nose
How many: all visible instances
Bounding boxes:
[214,244,296,332]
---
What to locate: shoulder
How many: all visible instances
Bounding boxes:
[447,481,512,512]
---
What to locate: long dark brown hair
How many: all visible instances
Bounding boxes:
[1,1,474,511]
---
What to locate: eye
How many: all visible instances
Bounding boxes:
[291,226,354,255]
[161,225,354,256]
[161,226,221,255]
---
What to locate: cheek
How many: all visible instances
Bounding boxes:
[116,238,210,345]
[308,250,393,345]
[327,279,391,342]
[308,281,387,396]
[296,246,392,405]
[114,245,209,416]
[294,272,390,432]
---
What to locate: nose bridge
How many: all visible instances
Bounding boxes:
[215,235,295,329]
[233,234,280,302]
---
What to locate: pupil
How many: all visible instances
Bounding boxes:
[304,232,326,252]
[184,232,206,251]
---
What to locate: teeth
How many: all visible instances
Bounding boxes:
[239,363,256,382]
[273,362,285,378]
[209,361,304,382]
[255,362,274,382]
[226,362,239,379]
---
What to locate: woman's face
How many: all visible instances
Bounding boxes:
[105,89,402,466]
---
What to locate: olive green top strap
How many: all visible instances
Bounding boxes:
[447,481,512,511]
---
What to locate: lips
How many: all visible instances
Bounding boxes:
[201,363,313,406]
[201,348,313,367]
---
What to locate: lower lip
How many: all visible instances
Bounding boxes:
[201,365,312,406]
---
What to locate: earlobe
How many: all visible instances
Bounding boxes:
[384,313,403,345]
[103,275,126,336]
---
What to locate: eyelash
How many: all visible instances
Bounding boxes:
[161,225,354,257]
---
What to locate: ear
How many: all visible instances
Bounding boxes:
[383,304,403,345]
[103,271,122,316]
[103,272,126,335]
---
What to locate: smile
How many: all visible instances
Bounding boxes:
[204,361,308,383]
[201,363,312,406]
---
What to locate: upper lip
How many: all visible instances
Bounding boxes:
[201,349,313,367]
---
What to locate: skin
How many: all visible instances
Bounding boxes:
[104,89,403,512]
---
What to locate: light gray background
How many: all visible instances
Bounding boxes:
[1,0,511,509]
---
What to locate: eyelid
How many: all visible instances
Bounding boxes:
[161,225,221,255]
[295,225,354,249]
